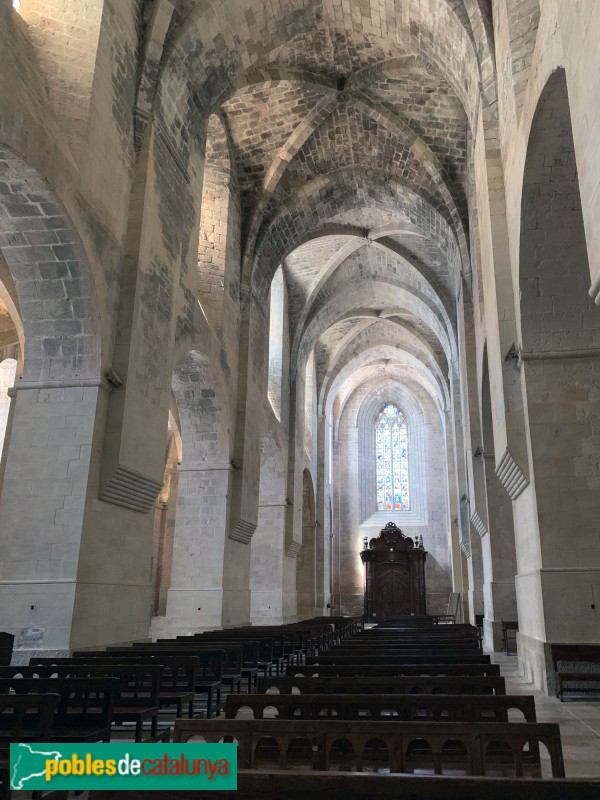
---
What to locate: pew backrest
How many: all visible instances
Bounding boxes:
[0,677,118,734]
[257,675,507,695]
[225,693,535,721]
[173,718,565,777]
[0,693,59,744]
[287,664,501,678]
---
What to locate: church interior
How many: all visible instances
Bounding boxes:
[0,0,600,794]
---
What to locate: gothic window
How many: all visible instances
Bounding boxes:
[375,403,410,511]
[267,266,284,421]
[304,350,315,456]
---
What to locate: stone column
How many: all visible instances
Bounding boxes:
[151,463,231,636]
[250,502,286,624]
[0,379,104,662]
[463,498,484,624]
[297,521,317,618]
[480,452,518,650]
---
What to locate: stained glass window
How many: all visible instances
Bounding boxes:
[376,404,410,511]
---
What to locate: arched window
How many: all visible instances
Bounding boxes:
[267,266,284,421]
[304,350,315,457]
[375,403,410,511]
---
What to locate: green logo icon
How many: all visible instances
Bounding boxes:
[10,743,237,791]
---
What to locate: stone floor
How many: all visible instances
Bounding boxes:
[492,652,600,779]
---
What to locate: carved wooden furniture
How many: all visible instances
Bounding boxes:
[501,621,518,655]
[361,522,427,621]
[257,675,507,695]
[285,663,501,678]
[306,654,491,666]
[0,677,118,742]
[225,693,536,722]
[550,644,600,701]
[173,718,565,777]
[21,663,167,742]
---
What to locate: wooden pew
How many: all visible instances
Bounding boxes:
[21,663,168,742]
[90,771,600,800]
[223,625,332,661]
[334,637,481,646]
[105,647,224,717]
[305,654,491,666]
[167,638,260,690]
[374,616,437,628]
[67,654,198,718]
[257,675,507,695]
[225,693,536,722]
[0,694,63,800]
[212,631,296,668]
[207,632,292,672]
[183,634,278,677]
[361,623,477,632]
[0,677,117,742]
[287,664,501,678]
[502,621,518,655]
[550,644,600,701]
[173,718,565,777]
[353,628,478,638]
[331,645,483,655]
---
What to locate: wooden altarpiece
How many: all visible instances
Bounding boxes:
[360,522,427,621]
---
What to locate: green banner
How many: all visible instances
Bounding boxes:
[10,742,237,791]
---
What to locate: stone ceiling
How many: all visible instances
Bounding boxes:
[167,0,495,424]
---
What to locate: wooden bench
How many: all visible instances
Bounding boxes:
[502,621,518,655]
[224,626,331,661]
[257,675,507,695]
[336,636,482,645]
[351,628,479,639]
[0,677,118,742]
[550,644,600,701]
[375,616,437,628]
[0,694,63,800]
[332,646,483,656]
[185,634,279,677]
[173,718,565,777]
[68,654,197,718]
[90,771,600,800]
[215,631,296,668]
[225,693,536,722]
[21,663,169,742]
[169,638,261,691]
[106,647,224,717]
[305,654,491,666]
[288,663,501,678]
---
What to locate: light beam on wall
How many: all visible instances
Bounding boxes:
[13,0,21,12]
